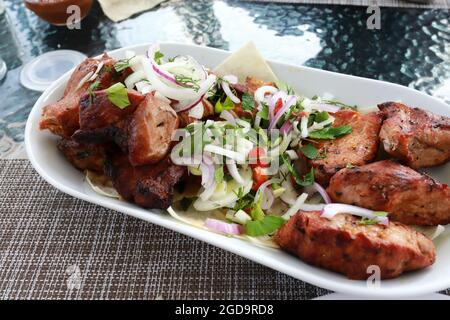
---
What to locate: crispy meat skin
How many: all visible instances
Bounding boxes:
[57,138,105,172]
[104,151,187,209]
[274,211,435,279]
[311,110,382,186]
[39,54,131,138]
[129,94,179,166]
[379,102,450,168]
[72,89,144,149]
[327,160,450,226]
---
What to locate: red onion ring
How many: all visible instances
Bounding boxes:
[268,95,297,130]
[279,121,293,134]
[205,218,242,235]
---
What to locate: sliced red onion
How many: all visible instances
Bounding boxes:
[268,91,287,121]
[256,179,278,210]
[174,94,206,113]
[279,121,293,134]
[321,203,389,225]
[204,218,242,235]
[310,103,341,113]
[268,95,297,130]
[220,110,236,126]
[304,182,331,204]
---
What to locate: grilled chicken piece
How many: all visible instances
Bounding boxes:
[57,138,105,173]
[379,102,450,169]
[274,211,436,280]
[104,151,187,209]
[128,94,179,166]
[327,160,450,226]
[310,110,382,186]
[72,89,144,148]
[39,54,131,138]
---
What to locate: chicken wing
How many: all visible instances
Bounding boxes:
[379,102,450,169]
[274,210,435,279]
[310,110,382,186]
[327,160,450,226]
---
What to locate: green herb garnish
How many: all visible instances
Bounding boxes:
[275,80,296,95]
[280,154,315,186]
[308,125,352,140]
[214,96,234,113]
[154,51,164,65]
[245,215,286,237]
[241,92,255,111]
[300,144,319,160]
[175,74,200,91]
[256,103,269,120]
[346,163,355,169]
[105,83,130,109]
[113,56,135,72]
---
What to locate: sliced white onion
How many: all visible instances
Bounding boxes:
[188,102,204,119]
[321,204,389,225]
[285,150,298,160]
[222,75,240,104]
[268,95,297,130]
[308,116,335,132]
[300,115,309,138]
[75,70,94,91]
[205,218,242,235]
[142,56,217,102]
[267,133,291,158]
[124,70,146,89]
[204,144,245,163]
[87,61,104,82]
[254,85,278,104]
[154,91,171,104]
[282,193,308,220]
[304,182,331,204]
[310,102,341,113]
[226,160,244,185]
[220,110,236,126]
[280,178,297,205]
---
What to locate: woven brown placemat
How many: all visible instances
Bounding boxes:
[246,0,450,9]
[0,159,331,299]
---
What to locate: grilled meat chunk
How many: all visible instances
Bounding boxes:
[379,102,450,169]
[104,151,187,209]
[39,54,131,138]
[72,88,144,148]
[128,94,179,166]
[274,211,436,279]
[57,138,105,172]
[310,110,382,186]
[327,160,450,226]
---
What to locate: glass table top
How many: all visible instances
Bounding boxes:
[0,0,449,158]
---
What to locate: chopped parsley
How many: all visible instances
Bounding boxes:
[105,83,130,109]
[308,125,352,140]
[256,103,269,120]
[358,212,388,225]
[346,163,355,169]
[275,80,296,95]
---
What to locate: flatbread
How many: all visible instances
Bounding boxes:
[213,42,278,84]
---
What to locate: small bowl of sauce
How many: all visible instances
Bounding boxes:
[24,0,93,26]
